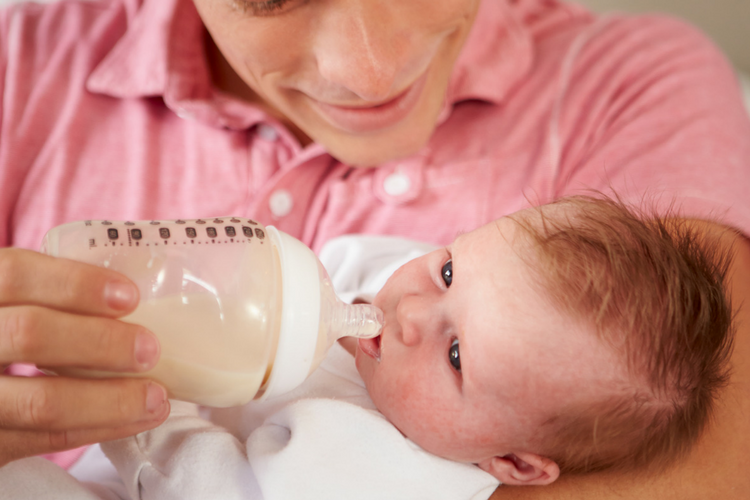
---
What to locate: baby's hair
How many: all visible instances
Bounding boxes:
[510,195,735,475]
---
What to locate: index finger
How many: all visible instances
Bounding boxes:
[0,248,139,317]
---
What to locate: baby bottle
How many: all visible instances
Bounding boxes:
[40,217,382,407]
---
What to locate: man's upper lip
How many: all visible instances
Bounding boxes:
[314,80,415,110]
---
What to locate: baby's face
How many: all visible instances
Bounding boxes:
[356,210,624,465]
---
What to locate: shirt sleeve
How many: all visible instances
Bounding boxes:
[552,15,750,235]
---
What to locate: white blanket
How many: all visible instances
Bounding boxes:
[0,235,500,500]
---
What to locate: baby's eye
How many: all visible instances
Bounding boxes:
[449,338,461,372]
[441,260,453,287]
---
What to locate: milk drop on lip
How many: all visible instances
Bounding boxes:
[40,218,383,407]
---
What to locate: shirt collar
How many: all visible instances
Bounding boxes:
[443,0,534,110]
[87,0,535,128]
[87,0,264,129]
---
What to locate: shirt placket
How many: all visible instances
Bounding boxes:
[247,126,336,242]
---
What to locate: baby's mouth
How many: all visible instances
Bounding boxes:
[358,334,381,362]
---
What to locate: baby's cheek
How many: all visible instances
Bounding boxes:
[376,376,441,434]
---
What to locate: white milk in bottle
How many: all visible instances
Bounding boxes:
[41,218,382,406]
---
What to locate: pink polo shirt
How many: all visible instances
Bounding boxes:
[2,0,750,468]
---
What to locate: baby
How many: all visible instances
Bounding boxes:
[3,195,733,500]
[349,195,734,485]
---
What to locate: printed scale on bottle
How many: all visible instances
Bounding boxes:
[85,218,267,249]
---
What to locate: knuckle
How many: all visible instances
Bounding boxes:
[0,249,22,300]
[18,385,58,429]
[114,380,141,418]
[55,262,86,305]
[0,308,44,360]
[92,320,136,369]
[47,430,70,451]
[93,323,116,359]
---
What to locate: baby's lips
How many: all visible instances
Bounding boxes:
[358,334,381,362]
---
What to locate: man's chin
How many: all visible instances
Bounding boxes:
[299,112,437,167]
[354,348,375,386]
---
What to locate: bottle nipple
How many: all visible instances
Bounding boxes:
[331,302,383,340]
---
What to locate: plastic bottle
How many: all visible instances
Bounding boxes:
[40,217,383,407]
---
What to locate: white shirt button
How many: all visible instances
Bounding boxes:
[257,124,279,142]
[269,189,294,218]
[383,172,412,197]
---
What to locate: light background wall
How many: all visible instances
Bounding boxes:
[575,0,750,74]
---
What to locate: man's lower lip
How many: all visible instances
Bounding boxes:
[311,72,428,134]
[358,335,381,361]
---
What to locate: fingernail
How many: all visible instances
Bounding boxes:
[134,331,160,370]
[104,281,138,311]
[146,383,167,414]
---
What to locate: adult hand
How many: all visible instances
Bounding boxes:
[0,248,170,467]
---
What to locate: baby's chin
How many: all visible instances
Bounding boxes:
[353,341,376,386]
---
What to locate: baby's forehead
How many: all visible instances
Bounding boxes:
[506,202,581,227]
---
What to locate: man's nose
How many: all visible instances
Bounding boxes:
[314,1,413,102]
[396,294,439,347]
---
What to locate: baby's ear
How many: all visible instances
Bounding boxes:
[477,453,560,485]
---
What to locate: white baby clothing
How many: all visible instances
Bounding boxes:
[0,235,500,500]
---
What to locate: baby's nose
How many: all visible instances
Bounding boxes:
[396,294,438,347]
